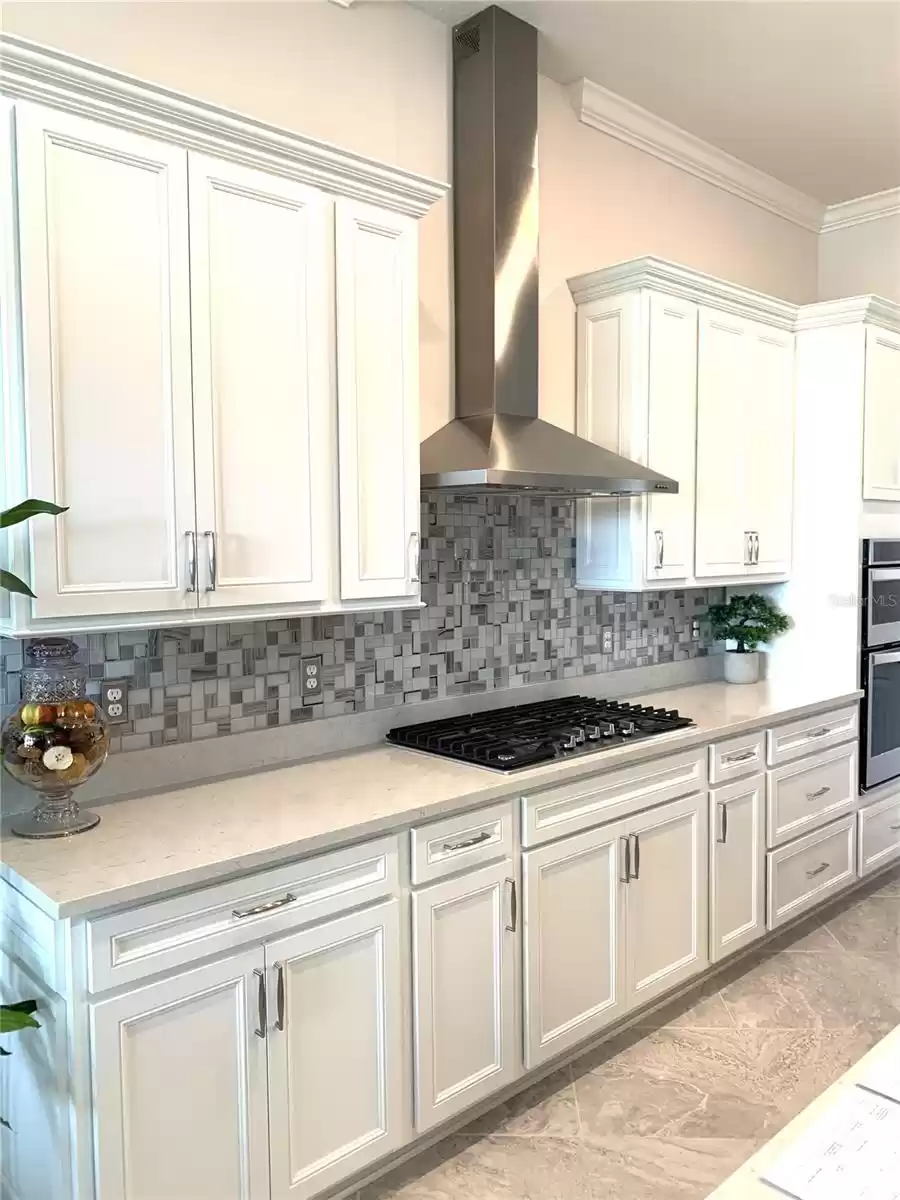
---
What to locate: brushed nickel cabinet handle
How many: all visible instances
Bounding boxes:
[717,802,728,844]
[275,962,286,1032]
[185,530,197,593]
[890,823,900,831]
[442,830,491,853]
[744,531,753,566]
[619,836,631,884]
[752,532,760,565]
[655,530,664,569]
[629,832,641,880]
[408,531,420,583]
[806,786,831,801]
[806,861,830,879]
[724,749,757,765]
[233,892,297,920]
[204,530,217,591]
[808,727,831,739]
[253,968,266,1039]
[505,878,517,933]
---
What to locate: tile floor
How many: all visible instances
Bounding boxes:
[362,866,900,1199]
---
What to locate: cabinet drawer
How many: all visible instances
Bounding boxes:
[87,836,400,992]
[858,790,900,877]
[767,742,858,848]
[521,748,707,847]
[766,816,856,930]
[766,704,858,766]
[709,732,765,785]
[410,802,514,885]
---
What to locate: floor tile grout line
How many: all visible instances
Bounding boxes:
[569,1062,585,1141]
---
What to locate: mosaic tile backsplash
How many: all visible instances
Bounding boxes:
[0,497,719,754]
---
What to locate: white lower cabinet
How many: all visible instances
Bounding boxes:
[411,860,518,1132]
[625,793,709,1008]
[266,900,404,1200]
[522,822,626,1069]
[709,775,766,962]
[90,948,270,1200]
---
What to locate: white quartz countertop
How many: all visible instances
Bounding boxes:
[0,678,862,919]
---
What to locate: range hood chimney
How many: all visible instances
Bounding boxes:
[420,5,678,497]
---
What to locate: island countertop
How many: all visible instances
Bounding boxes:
[0,677,862,919]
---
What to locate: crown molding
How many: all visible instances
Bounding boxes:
[821,188,900,232]
[0,34,448,219]
[569,77,826,234]
[568,257,799,331]
[795,295,900,335]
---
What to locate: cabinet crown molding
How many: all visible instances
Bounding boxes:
[567,257,798,331]
[0,34,449,218]
[568,77,826,234]
[821,188,900,232]
[796,295,900,336]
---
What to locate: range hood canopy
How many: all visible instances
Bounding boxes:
[420,5,678,498]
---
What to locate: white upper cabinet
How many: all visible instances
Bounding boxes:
[15,104,197,620]
[336,199,420,602]
[188,155,334,609]
[743,322,794,575]
[863,326,900,501]
[572,288,698,591]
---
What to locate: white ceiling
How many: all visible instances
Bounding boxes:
[410,0,900,204]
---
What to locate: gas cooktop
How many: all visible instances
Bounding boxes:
[386,696,693,772]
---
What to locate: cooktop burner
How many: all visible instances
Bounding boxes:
[386,696,693,772]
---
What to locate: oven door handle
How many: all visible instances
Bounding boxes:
[869,649,900,668]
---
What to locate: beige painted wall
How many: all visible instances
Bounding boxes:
[818,214,900,302]
[2,1,821,437]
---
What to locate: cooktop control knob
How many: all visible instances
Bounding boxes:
[619,720,636,735]
[584,723,602,740]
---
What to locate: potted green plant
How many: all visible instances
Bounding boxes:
[707,592,791,684]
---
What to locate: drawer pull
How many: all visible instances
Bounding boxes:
[806,786,831,801]
[717,802,728,844]
[442,830,492,853]
[807,727,831,739]
[275,962,286,1032]
[253,968,266,1039]
[805,861,830,879]
[890,823,900,832]
[233,892,297,920]
[505,878,517,933]
[724,749,757,764]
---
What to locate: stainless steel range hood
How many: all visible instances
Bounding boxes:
[420,5,678,498]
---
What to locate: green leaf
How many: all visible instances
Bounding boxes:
[0,1001,40,1034]
[0,499,68,528]
[0,1116,12,1132]
[0,1046,10,1056]
[0,570,36,599]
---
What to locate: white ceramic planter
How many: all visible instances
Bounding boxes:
[723,650,761,684]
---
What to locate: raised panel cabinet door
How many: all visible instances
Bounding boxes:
[522,822,626,1069]
[644,293,699,583]
[266,900,404,1200]
[189,155,334,609]
[15,103,197,618]
[695,309,750,579]
[744,324,794,575]
[412,860,518,1132]
[709,775,766,963]
[625,792,709,1010]
[90,948,269,1200]
[335,199,420,602]
[863,326,900,501]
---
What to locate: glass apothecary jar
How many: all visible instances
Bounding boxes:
[1,639,109,837]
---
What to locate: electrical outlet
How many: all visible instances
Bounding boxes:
[601,627,614,654]
[691,618,702,641]
[300,656,323,703]
[101,680,129,723]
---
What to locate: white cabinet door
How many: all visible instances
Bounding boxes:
[335,199,419,602]
[863,326,900,501]
[709,775,766,962]
[522,822,626,1069]
[15,104,197,619]
[266,901,404,1200]
[624,792,708,1009]
[744,324,793,575]
[695,309,750,579]
[189,154,334,609]
[644,293,698,583]
[412,861,517,1132]
[90,949,269,1200]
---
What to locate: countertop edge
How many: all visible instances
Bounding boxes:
[2,685,864,921]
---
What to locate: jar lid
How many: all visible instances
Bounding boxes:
[26,638,79,664]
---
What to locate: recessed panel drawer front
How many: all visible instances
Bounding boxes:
[410,802,514,885]
[709,732,766,785]
[767,742,858,848]
[766,705,859,767]
[87,836,400,993]
[766,816,856,930]
[858,790,900,876]
[521,749,707,848]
